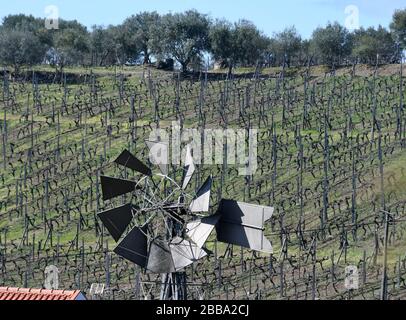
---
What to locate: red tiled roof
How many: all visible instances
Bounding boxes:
[0,287,82,301]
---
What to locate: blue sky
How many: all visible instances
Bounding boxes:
[1,0,404,39]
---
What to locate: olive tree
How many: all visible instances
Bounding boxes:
[210,19,269,74]
[0,29,46,73]
[157,10,211,73]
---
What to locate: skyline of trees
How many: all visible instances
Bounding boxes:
[0,8,404,73]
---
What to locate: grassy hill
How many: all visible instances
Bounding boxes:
[1,64,406,300]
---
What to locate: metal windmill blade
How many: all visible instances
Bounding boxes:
[97,203,134,242]
[145,140,169,176]
[186,214,221,248]
[189,176,213,212]
[113,224,149,268]
[147,237,176,274]
[100,176,139,201]
[170,237,208,271]
[181,145,195,189]
[114,149,152,176]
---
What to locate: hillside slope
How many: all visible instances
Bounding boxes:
[0,64,406,300]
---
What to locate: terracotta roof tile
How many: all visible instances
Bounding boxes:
[0,287,82,301]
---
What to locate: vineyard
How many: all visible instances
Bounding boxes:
[1,63,406,300]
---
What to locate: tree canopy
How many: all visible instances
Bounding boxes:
[270,26,302,67]
[156,10,211,73]
[0,8,404,73]
[51,22,90,71]
[311,22,353,66]
[0,28,46,72]
[352,26,397,64]
[121,12,161,64]
[390,9,406,49]
[210,19,268,73]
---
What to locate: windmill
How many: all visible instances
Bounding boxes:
[97,142,274,300]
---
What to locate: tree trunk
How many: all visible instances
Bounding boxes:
[181,62,188,74]
[99,50,110,67]
[228,65,233,77]
[13,64,20,76]
[143,53,150,65]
